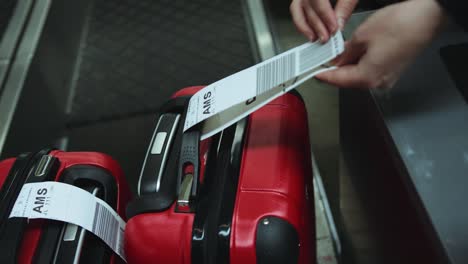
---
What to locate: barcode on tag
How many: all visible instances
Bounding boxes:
[299,43,334,74]
[92,203,118,249]
[256,52,296,95]
[182,31,344,133]
[117,226,125,258]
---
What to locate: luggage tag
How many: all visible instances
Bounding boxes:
[183,31,344,139]
[9,181,127,262]
[199,65,333,139]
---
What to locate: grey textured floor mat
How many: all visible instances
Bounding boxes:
[69,0,254,126]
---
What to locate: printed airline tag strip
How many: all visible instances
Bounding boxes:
[183,32,344,139]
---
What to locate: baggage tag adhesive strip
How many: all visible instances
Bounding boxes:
[184,31,345,139]
[9,182,127,262]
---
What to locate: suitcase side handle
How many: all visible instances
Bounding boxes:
[138,96,190,197]
[127,96,192,218]
[138,113,181,196]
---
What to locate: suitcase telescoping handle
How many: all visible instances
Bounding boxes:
[176,129,200,213]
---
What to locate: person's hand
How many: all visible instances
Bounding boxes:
[317,0,447,89]
[290,0,358,42]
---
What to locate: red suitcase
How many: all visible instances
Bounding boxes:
[125,86,315,264]
[0,149,131,264]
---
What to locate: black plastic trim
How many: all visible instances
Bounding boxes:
[191,132,223,264]
[0,149,54,263]
[127,96,191,218]
[53,185,102,264]
[139,113,180,195]
[191,118,247,264]
[256,216,300,264]
[215,119,247,263]
[177,129,200,199]
[0,152,34,225]
[32,220,63,264]
[126,193,175,217]
[59,165,118,206]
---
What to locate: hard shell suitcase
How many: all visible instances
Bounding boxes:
[125,86,315,264]
[0,149,131,264]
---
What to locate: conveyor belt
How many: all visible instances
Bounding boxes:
[0,0,257,194]
[0,0,17,42]
[68,0,254,126]
[65,0,256,192]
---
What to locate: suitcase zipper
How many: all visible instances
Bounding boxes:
[0,152,35,226]
[191,118,248,263]
[0,150,56,227]
[0,149,57,263]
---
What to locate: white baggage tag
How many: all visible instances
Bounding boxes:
[9,182,127,262]
[184,31,344,138]
[199,66,333,140]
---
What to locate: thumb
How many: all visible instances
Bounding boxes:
[316,64,370,89]
[318,39,370,88]
[335,0,358,29]
[334,40,366,66]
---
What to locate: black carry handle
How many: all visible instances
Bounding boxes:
[138,96,189,197]
[127,96,195,218]
[138,113,181,195]
[130,127,203,216]
[34,164,118,264]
